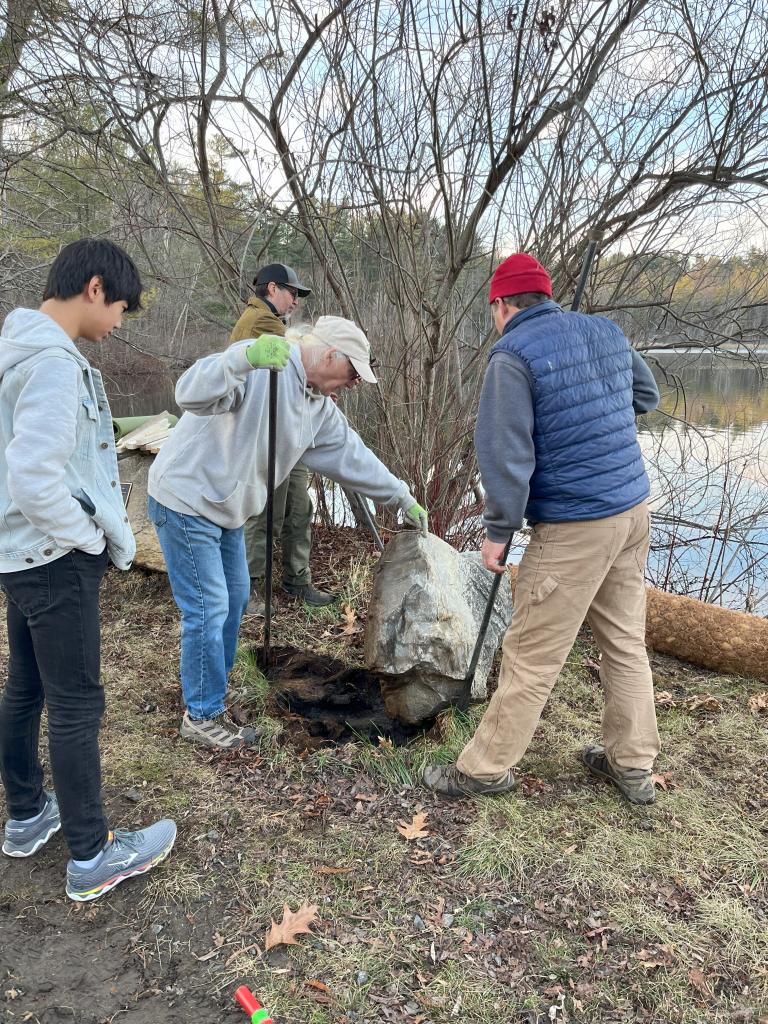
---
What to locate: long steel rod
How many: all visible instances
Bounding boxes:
[262,369,278,665]
[458,535,513,709]
[345,488,385,552]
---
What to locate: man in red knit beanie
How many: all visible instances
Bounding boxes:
[423,252,662,805]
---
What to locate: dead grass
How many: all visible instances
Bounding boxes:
[1,525,766,1023]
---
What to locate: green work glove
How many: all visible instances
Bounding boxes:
[245,334,291,371]
[405,501,429,537]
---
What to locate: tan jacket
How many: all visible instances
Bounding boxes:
[229,296,284,343]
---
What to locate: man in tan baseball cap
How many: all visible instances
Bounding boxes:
[310,316,378,384]
[148,314,427,750]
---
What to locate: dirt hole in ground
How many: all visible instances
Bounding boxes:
[254,645,427,748]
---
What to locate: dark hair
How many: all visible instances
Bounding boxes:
[252,281,270,299]
[501,291,550,309]
[43,238,143,312]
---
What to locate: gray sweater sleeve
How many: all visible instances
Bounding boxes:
[631,349,660,414]
[475,352,535,542]
[174,342,254,415]
[300,403,415,510]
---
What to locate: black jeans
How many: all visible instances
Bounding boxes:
[0,548,109,859]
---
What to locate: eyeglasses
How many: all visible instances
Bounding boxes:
[348,355,378,381]
[278,284,298,300]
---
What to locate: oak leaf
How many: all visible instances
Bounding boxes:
[688,968,709,995]
[686,694,722,713]
[651,772,676,791]
[397,811,430,840]
[409,849,433,865]
[339,603,362,635]
[654,690,676,707]
[304,979,331,994]
[265,903,320,950]
[748,692,768,714]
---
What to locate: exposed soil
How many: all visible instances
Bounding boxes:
[260,646,427,747]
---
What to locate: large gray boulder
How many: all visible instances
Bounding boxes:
[364,533,513,724]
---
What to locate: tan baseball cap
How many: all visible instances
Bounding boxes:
[312,316,377,383]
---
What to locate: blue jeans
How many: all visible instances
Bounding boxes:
[147,497,250,720]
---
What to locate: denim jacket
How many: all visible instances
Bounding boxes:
[0,309,135,572]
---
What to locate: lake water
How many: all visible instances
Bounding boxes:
[640,351,767,613]
[108,351,768,614]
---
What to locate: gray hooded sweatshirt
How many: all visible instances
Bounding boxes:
[148,342,415,528]
[0,309,135,571]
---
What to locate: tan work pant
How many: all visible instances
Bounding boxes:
[457,501,660,780]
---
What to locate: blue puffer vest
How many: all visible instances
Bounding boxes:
[492,300,650,522]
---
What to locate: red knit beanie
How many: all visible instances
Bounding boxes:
[488,253,552,303]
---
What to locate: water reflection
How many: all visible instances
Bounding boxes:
[642,351,767,613]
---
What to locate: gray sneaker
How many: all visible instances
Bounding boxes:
[582,745,656,805]
[2,792,61,857]
[180,710,257,749]
[66,819,177,902]
[422,763,517,797]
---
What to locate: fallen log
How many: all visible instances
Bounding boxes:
[506,566,767,684]
[644,585,767,683]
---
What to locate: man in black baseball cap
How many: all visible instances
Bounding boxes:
[253,263,311,299]
[230,263,335,614]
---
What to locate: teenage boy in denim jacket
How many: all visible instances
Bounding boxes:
[0,238,176,901]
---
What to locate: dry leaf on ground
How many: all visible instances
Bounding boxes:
[747,692,768,714]
[686,694,722,713]
[651,773,676,791]
[654,690,676,707]
[339,603,362,635]
[397,811,430,840]
[688,968,710,995]
[265,903,320,950]
[304,980,331,993]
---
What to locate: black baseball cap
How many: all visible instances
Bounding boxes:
[253,262,311,297]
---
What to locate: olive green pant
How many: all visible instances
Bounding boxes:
[458,501,660,781]
[245,464,313,586]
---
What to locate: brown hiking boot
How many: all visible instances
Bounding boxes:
[281,581,336,607]
[582,745,655,805]
[422,763,516,797]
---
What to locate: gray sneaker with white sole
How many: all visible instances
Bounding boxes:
[180,710,257,750]
[66,819,177,902]
[2,791,61,857]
